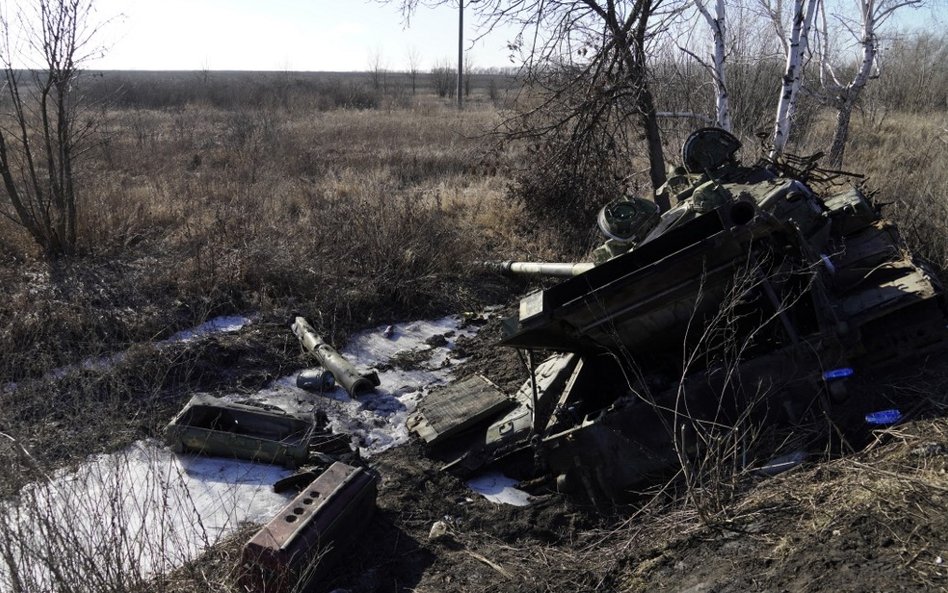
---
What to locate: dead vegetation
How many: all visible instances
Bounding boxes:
[0,60,945,592]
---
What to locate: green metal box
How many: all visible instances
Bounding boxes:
[165,395,316,468]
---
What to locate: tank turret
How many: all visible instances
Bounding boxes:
[424,128,947,502]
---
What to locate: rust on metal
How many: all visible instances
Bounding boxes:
[240,462,378,593]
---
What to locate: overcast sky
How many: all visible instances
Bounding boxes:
[88,0,518,72]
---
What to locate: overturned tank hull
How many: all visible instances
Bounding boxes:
[413,129,948,502]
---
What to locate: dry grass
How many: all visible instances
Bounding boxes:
[0,73,946,592]
[0,103,527,379]
[797,111,948,274]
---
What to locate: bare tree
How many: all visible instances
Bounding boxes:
[395,0,687,209]
[693,0,732,130]
[464,54,474,97]
[815,0,924,166]
[431,58,456,98]
[769,0,819,158]
[0,0,103,257]
[368,47,387,92]
[406,45,421,94]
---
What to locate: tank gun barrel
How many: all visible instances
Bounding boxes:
[291,317,379,397]
[479,260,595,278]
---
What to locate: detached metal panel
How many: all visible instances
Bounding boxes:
[408,374,513,445]
[240,462,378,593]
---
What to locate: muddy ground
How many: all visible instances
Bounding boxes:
[4,307,947,593]
[144,311,948,593]
[321,322,948,593]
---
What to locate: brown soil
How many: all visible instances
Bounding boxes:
[322,405,948,593]
[6,307,948,593]
[452,306,529,394]
[321,319,948,593]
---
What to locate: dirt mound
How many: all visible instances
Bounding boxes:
[617,417,948,592]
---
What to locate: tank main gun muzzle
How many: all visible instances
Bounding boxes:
[478,260,595,278]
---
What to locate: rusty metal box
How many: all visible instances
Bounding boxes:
[239,462,378,593]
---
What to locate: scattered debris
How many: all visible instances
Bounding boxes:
[292,316,381,397]
[164,395,318,468]
[227,315,481,456]
[296,368,336,392]
[240,462,378,593]
[3,314,486,589]
[273,467,325,494]
[408,374,513,446]
[428,520,450,541]
[866,408,903,426]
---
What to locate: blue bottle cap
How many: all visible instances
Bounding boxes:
[865,409,902,426]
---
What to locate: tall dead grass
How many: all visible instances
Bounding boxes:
[799,111,948,274]
[0,69,945,592]
[0,104,523,381]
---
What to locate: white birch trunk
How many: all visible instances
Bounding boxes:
[712,0,731,131]
[770,0,819,158]
[827,0,878,165]
[696,0,731,131]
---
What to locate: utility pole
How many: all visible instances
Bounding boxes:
[457,0,463,109]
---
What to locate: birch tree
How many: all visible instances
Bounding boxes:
[693,0,732,130]
[770,0,819,158]
[816,0,923,166]
[394,0,687,209]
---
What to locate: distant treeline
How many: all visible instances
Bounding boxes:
[70,31,946,122]
[77,69,520,111]
[651,31,948,137]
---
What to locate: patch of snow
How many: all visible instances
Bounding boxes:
[224,315,479,457]
[1,313,489,587]
[163,315,253,344]
[0,441,291,589]
[466,471,532,507]
[2,315,254,394]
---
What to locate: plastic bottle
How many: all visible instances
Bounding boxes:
[822,367,854,381]
[865,409,902,426]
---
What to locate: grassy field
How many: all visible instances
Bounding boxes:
[0,70,946,592]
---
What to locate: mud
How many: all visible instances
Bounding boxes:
[316,322,948,593]
[4,303,948,592]
[451,307,526,394]
[325,440,605,593]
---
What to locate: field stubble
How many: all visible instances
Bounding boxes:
[0,97,947,592]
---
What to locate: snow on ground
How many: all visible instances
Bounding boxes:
[0,441,291,590]
[1,314,254,394]
[1,314,490,588]
[164,315,253,343]
[225,316,479,456]
[466,471,532,507]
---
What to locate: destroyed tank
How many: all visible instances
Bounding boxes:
[412,128,948,503]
